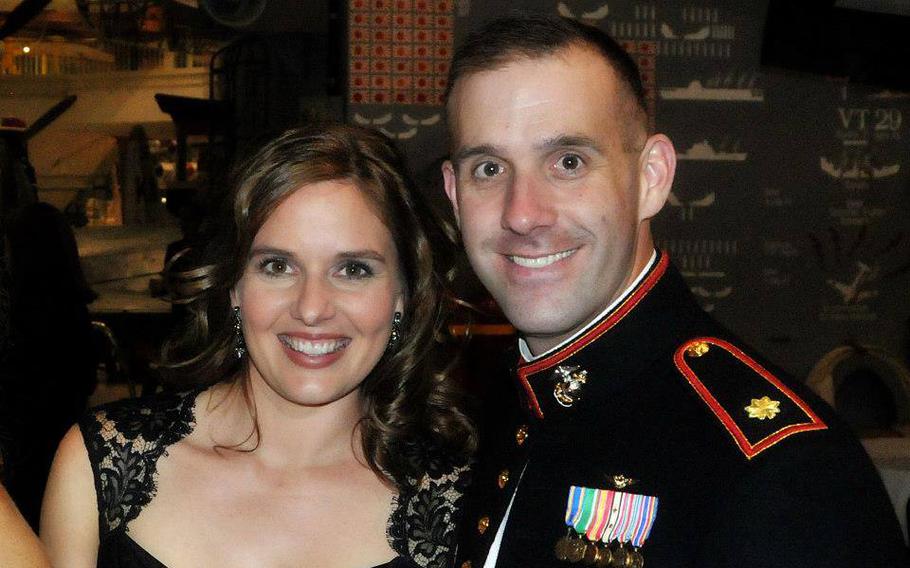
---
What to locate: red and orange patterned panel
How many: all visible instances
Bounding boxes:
[349,0,455,106]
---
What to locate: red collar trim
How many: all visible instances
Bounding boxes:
[516,253,670,419]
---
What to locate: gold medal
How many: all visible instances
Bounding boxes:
[566,537,587,562]
[628,550,644,568]
[582,541,602,565]
[585,543,613,565]
[610,544,628,567]
[595,545,614,567]
[555,535,573,561]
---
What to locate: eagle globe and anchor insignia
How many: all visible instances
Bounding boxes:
[553,365,589,407]
[555,485,658,567]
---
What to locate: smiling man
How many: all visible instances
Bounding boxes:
[442,15,907,568]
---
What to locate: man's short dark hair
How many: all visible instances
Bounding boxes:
[444,14,646,114]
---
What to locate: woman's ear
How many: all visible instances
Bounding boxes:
[637,134,677,222]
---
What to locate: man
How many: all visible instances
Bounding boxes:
[442,15,907,568]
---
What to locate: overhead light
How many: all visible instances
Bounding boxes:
[22,46,31,54]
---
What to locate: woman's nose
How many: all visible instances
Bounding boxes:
[291,277,336,325]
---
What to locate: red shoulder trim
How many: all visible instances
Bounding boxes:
[516,254,670,419]
[674,337,827,459]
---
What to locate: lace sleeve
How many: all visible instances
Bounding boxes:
[78,389,200,539]
[388,452,472,568]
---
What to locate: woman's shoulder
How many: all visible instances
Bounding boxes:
[78,388,204,536]
[80,388,202,451]
[412,441,472,489]
[388,439,473,567]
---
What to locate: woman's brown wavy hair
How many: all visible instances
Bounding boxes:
[160,124,475,486]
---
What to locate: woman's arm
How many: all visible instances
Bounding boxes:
[0,483,50,568]
[40,425,99,568]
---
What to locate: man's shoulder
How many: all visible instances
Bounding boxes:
[670,335,831,461]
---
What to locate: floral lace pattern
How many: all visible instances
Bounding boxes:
[81,390,471,568]
[80,389,201,537]
[388,447,472,568]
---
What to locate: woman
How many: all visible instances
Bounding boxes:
[41,125,475,567]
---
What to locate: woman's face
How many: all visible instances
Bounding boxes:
[232,179,404,409]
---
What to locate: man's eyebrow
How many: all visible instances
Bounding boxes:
[450,135,604,166]
[535,135,604,154]
[451,144,500,166]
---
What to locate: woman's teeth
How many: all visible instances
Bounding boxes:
[279,336,349,356]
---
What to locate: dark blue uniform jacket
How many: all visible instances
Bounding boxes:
[456,252,908,568]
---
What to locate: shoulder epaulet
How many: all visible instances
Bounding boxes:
[673,337,827,459]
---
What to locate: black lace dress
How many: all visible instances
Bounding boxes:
[79,389,470,568]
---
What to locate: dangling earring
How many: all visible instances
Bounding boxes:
[233,306,246,359]
[387,311,402,350]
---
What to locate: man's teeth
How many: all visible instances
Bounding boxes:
[280,336,349,356]
[509,249,576,268]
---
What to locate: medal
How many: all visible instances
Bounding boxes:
[566,536,587,562]
[596,544,614,567]
[584,543,611,565]
[555,530,573,561]
[561,485,658,565]
[600,490,658,548]
[609,544,628,567]
[558,486,606,563]
[583,542,600,565]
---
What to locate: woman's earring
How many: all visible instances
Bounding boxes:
[387,311,402,350]
[233,306,246,359]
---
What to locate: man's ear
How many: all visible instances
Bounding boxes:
[637,134,676,222]
[442,160,460,226]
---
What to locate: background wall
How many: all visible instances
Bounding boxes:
[347,0,910,379]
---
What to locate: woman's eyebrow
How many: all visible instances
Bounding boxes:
[249,246,295,258]
[337,250,386,262]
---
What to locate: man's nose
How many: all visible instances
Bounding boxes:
[500,173,557,235]
[291,277,336,326]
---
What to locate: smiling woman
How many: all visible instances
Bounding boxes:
[40,125,475,568]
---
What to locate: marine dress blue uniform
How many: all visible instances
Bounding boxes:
[456,251,907,568]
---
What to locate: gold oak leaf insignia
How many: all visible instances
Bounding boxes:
[745,396,781,420]
[685,341,710,357]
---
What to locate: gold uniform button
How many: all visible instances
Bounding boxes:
[685,341,710,358]
[461,562,473,568]
[477,515,490,535]
[515,424,529,446]
[497,469,510,489]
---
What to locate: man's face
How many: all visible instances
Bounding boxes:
[443,45,655,354]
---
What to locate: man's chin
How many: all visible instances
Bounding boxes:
[503,311,581,347]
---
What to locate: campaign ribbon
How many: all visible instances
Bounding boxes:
[564,486,658,546]
[596,489,658,547]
